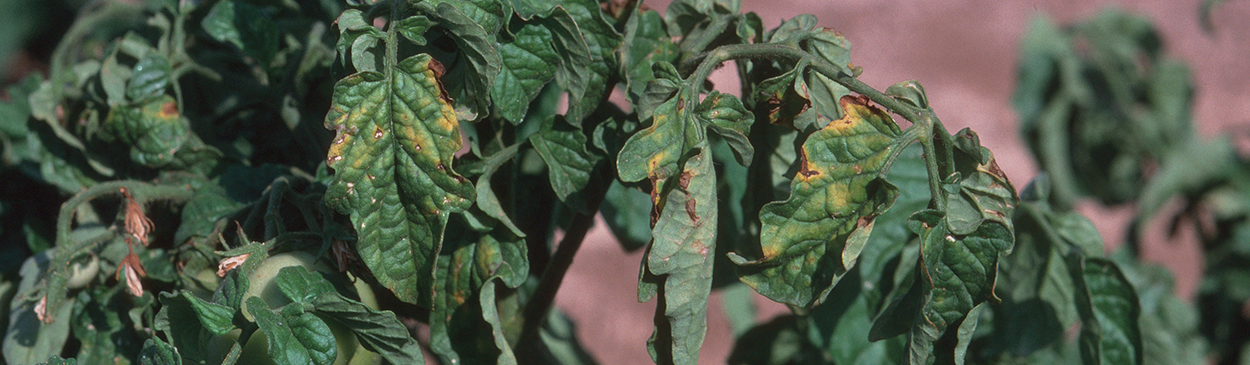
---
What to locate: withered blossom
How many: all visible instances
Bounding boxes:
[120,187,154,247]
[218,253,250,277]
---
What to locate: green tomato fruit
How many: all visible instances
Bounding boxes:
[208,251,370,365]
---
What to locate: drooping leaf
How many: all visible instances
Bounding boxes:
[903,210,1013,365]
[312,292,425,364]
[617,88,753,184]
[529,116,603,214]
[640,146,718,365]
[562,0,623,123]
[248,297,338,365]
[472,144,527,236]
[323,53,476,306]
[767,14,854,119]
[171,290,235,336]
[729,95,902,308]
[1070,257,1143,365]
[416,1,502,117]
[422,0,506,33]
[428,219,527,364]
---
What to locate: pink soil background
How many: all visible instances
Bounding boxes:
[556,1,1250,364]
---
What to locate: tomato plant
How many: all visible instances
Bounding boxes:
[0,0,1237,364]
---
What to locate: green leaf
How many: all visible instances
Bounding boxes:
[809,268,904,365]
[312,292,425,365]
[174,291,236,336]
[953,302,986,365]
[201,0,279,64]
[621,9,679,106]
[154,291,216,364]
[395,16,434,45]
[0,74,41,138]
[529,116,602,213]
[138,338,181,365]
[127,52,171,101]
[562,0,623,123]
[423,0,506,33]
[334,9,384,72]
[599,179,653,252]
[472,144,526,237]
[1070,257,1142,365]
[35,356,76,365]
[899,209,1012,364]
[276,266,337,304]
[640,146,718,365]
[729,95,902,308]
[417,1,502,117]
[860,145,927,289]
[698,90,754,165]
[429,220,527,363]
[491,18,561,123]
[324,53,476,306]
[885,80,929,110]
[479,280,518,364]
[248,296,338,365]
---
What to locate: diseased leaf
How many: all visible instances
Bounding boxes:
[729,95,902,308]
[248,297,338,365]
[767,14,854,119]
[903,210,1013,365]
[698,91,753,166]
[529,116,602,214]
[1071,257,1143,365]
[102,95,220,171]
[324,53,475,306]
[641,146,718,365]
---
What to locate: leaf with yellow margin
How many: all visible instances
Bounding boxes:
[323,53,475,306]
[729,95,902,308]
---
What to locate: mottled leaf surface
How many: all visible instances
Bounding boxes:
[530,116,602,213]
[730,95,901,308]
[248,297,337,365]
[324,53,475,305]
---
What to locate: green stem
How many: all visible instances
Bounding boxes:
[684,43,951,209]
[43,181,194,321]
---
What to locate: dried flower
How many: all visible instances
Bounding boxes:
[115,246,148,297]
[35,296,48,323]
[121,187,154,247]
[218,253,250,277]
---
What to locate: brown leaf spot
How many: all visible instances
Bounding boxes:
[373,127,384,139]
[796,149,820,179]
[159,101,179,119]
[436,163,446,171]
[679,170,693,190]
[685,198,699,224]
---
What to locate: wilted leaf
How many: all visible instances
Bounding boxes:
[312,292,425,364]
[641,146,718,365]
[323,53,475,306]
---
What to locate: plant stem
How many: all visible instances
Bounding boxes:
[43,181,194,321]
[516,209,598,355]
